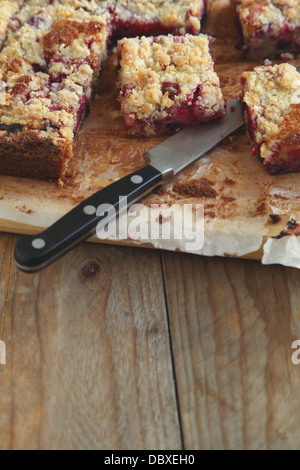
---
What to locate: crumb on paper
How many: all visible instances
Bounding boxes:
[255,201,267,216]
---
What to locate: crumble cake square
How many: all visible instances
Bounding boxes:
[115,0,207,38]
[233,0,300,59]
[27,0,117,17]
[117,34,226,137]
[241,63,300,174]
[0,2,111,179]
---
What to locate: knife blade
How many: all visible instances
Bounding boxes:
[14,98,244,273]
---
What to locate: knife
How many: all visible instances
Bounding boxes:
[14,98,244,273]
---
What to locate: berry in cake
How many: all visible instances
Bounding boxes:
[117,34,226,137]
[233,0,300,59]
[115,0,207,38]
[241,63,300,174]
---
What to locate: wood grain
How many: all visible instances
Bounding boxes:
[162,251,300,450]
[0,234,181,450]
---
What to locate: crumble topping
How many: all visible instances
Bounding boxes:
[115,0,206,34]
[242,63,300,165]
[233,0,300,58]
[118,34,225,129]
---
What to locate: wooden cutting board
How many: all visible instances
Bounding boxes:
[0,0,300,266]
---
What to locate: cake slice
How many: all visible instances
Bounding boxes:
[232,0,300,59]
[241,63,300,174]
[0,2,110,180]
[115,0,207,38]
[117,34,225,137]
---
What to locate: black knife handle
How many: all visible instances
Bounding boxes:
[14,165,163,273]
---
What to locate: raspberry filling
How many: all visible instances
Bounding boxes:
[121,84,225,136]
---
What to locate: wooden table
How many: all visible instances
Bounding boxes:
[0,232,300,450]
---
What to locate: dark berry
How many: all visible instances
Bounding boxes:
[161,82,181,100]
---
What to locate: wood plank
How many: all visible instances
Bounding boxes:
[162,251,300,450]
[0,234,181,450]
